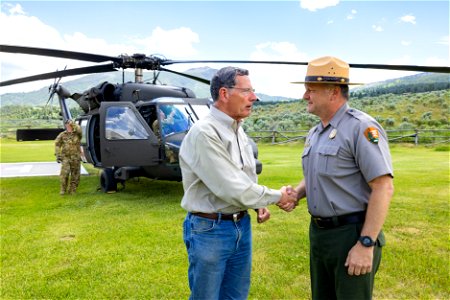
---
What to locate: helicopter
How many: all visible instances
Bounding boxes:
[1,44,449,192]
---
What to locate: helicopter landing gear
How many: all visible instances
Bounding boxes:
[100,168,117,193]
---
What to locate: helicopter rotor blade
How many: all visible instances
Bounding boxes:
[46,67,66,105]
[1,45,448,88]
[162,59,450,73]
[160,67,210,85]
[0,44,118,63]
[348,63,450,73]
[0,63,117,87]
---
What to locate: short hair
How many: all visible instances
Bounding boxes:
[339,85,349,99]
[326,84,349,100]
[210,67,249,101]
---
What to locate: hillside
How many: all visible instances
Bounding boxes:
[244,89,449,132]
[351,73,449,98]
[1,71,448,137]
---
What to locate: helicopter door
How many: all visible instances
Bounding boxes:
[99,102,159,167]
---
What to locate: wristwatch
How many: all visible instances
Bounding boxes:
[359,236,376,247]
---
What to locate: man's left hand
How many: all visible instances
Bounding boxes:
[255,208,270,223]
[344,242,374,276]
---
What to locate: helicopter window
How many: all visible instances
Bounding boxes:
[105,106,149,140]
[79,119,88,145]
[157,105,190,137]
[156,103,210,137]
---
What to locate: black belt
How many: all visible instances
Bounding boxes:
[192,211,248,222]
[311,211,366,229]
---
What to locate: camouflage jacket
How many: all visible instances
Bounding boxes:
[55,123,82,159]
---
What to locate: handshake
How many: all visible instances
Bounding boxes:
[276,186,298,212]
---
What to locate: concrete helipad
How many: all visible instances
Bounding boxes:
[0,162,88,178]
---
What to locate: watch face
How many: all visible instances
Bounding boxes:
[360,236,375,247]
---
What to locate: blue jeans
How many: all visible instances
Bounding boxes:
[183,212,252,300]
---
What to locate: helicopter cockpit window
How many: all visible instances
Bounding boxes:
[157,105,189,137]
[105,106,149,140]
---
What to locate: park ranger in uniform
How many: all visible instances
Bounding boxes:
[55,119,82,195]
[285,56,394,300]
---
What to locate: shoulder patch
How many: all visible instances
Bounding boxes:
[364,127,379,144]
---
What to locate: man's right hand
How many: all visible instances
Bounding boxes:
[277,186,298,212]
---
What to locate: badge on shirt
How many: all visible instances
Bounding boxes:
[364,127,379,144]
[329,129,337,139]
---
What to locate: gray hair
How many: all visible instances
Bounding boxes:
[210,67,249,101]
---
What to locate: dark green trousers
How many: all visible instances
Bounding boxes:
[309,221,384,300]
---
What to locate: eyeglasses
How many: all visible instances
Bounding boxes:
[228,86,256,94]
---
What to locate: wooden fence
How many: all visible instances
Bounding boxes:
[247,129,450,146]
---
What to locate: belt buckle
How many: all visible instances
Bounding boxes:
[313,217,325,229]
[233,213,239,222]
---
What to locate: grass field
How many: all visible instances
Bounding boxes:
[1,139,449,299]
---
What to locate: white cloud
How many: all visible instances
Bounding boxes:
[0,7,201,94]
[424,57,450,67]
[327,19,334,25]
[372,25,383,32]
[244,42,309,98]
[387,55,413,65]
[300,0,339,12]
[132,27,199,58]
[437,35,449,45]
[401,40,412,46]
[400,15,416,25]
[6,3,25,15]
[347,9,357,20]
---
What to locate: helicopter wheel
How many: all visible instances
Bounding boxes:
[100,168,117,193]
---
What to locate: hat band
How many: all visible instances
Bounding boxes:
[305,76,349,83]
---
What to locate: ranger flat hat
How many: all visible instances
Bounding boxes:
[292,56,362,85]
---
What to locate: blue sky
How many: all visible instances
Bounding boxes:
[0,0,448,97]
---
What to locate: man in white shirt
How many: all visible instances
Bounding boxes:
[180,67,296,299]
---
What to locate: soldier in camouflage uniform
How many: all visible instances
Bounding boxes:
[55,119,82,195]
[152,108,178,164]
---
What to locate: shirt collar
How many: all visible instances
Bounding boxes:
[317,102,349,133]
[329,102,349,128]
[210,105,242,131]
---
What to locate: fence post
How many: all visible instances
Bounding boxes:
[415,129,419,145]
[272,130,276,144]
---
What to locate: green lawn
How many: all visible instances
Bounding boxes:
[1,139,449,299]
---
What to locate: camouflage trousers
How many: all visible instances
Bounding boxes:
[165,145,178,164]
[60,157,81,194]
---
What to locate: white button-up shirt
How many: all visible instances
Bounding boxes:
[180,106,281,214]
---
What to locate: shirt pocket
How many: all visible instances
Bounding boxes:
[317,145,339,175]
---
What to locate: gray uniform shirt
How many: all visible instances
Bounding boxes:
[180,106,281,214]
[302,103,393,217]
